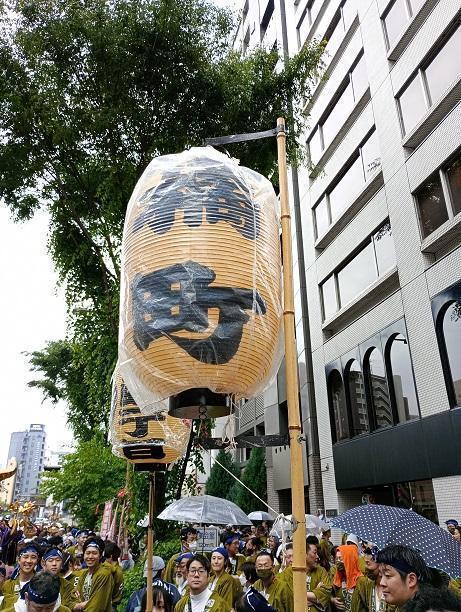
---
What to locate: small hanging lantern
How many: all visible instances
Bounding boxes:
[118,147,283,417]
[109,371,191,464]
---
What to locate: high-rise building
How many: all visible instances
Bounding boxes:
[234,0,461,523]
[7,424,46,501]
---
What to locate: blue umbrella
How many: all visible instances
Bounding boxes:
[330,504,461,578]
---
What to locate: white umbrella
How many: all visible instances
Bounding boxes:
[157,494,252,526]
[248,511,273,522]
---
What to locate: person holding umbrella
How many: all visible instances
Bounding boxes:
[208,547,242,607]
[164,528,198,584]
[175,554,230,612]
[377,545,432,608]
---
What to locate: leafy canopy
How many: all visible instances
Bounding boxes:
[205,449,240,500]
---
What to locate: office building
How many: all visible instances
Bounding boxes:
[234,0,461,523]
[7,424,46,501]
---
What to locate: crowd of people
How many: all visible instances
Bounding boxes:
[1,516,461,612]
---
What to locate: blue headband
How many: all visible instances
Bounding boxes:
[43,548,63,561]
[212,547,229,559]
[19,546,39,557]
[25,582,59,604]
[176,553,194,564]
[225,536,239,545]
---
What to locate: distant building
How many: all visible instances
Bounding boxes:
[7,424,46,501]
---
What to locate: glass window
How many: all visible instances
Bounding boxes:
[409,0,425,14]
[328,370,349,442]
[388,334,419,421]
[351,54,368,102]
[329,155,364,222]
[361,130,381,179]
[442,301,461,406]
[398,74,426,135]
[342,0,356,31]
[297,8,310,49]
[425,26,461,106]
[373,222,396,275]
[384,0,408,50]
[367,348,393,429]
[324,11,343,60]
[308,128,323,165]
[345,359,370,435]
[337,242,376,307]
[315,197,329,239]
[322,82,354,149]
[446,154,461,217]
[321,275,338,320]
[415,172,448,238]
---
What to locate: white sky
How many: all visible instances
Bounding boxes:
[0,0,241,469]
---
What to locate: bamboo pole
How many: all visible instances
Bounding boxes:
[145,473,155,612]
[277,117,307,612]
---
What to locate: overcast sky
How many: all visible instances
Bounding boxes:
[0,0,241,468]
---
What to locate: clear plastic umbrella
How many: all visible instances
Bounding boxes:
[248,511,274,522]
[157,494,252,526]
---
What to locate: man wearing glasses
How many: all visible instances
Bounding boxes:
[175,554,230,612]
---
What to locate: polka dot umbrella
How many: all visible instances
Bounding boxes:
[330,504,461,578]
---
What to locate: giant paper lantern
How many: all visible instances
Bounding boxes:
[118,146,283,415]
[109,371,191,464]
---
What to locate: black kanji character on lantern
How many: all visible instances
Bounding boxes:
[132,159,260,240]
[132,261,266,365]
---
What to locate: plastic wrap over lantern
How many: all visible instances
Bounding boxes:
[109,371,191,464]
[119,146,283,410]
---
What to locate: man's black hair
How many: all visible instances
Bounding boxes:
[241,561,258,583]
[377,545,431,583]
[104,540,121,561]
[0,567,6,577]
[180,527,197,541]
[47,536,63,548]
[186,553,210,574]
[285,543,293,551]
[255,550,274,563]
[27,571,60,601]
[248,537,263,549]
[306,535,319,546]
[82,536,105,556]
[404,584,461,612]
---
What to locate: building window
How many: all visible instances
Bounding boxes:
[314,129,381,238]
[433,284,461,407]
[308,53,369,165]
[344,359,370,436]
[364,348,393,430]
[320,221,396,320]
[323,0,356,60]
[414,149,461,238]
[383,0,426,50]
[397,24,461,136]
[327,370,349,443]
[297,0,320,49]
[386,334,420,421]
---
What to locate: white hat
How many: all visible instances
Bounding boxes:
[346,533,360,547]
[143,556,165,578]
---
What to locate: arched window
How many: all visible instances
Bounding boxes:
[442,300,461,406]
[327,370,349,443]
[365,348,393,429]
[386,334,420,422]
[344,359,370,436]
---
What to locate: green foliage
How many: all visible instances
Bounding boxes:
[40,436,126,528]
[229,448,267,515]
[119,559,144,611]
[0,0,324,514]
[205,449,240,499]
[155,532,181,562]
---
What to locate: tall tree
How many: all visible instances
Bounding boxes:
[230,448,267,514]
[0,0,324,508]
[205,449,240,499]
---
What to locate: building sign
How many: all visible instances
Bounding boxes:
[196,526,220,551]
